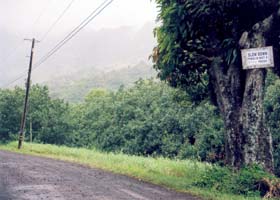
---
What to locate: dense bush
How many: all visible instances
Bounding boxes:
[0,85,72,145]
[0,81,224,162]
[71,80,224,161]
[264,76,280,176]
[196,165,274,197]
[1,78,280,174]
[0,87,24,141]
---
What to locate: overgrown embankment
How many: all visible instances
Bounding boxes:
[1,142,279,200]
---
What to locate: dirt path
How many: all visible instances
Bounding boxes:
[0,150,201,200]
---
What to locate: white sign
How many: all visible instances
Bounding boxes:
[241,46,274,69]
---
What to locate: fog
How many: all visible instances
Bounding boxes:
[0,0,158,87]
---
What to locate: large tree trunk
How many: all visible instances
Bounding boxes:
[209,57,244,168]
[209,11,279,172]
[210,57,274,172]
[241,69,273,171]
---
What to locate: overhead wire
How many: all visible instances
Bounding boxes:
[39,0,76,42]
[2,0,114,88]
[2,71,29,87]
[34,0,113,69]
[31,0,54,37]
[0,0,53,83]
[0,26,27,66]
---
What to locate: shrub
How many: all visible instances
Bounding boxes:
[195,165,275,197]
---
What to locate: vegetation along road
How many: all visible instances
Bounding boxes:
[0,150,200,200]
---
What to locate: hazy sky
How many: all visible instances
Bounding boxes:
[0,0,159,86]
[0,0,158,37]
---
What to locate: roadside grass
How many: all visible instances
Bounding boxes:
[0,142,269,200]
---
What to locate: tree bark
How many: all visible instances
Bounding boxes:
[241,68,273,171]
[209,57,244,168]
[209,8,280,172]
[237,12,278,172]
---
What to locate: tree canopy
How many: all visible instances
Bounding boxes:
[153,0,280,171]
[153,0,280,90]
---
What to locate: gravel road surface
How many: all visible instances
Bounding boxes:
[0,150,201,200]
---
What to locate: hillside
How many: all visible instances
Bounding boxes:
[46,61,157,102]
[0,22,156,87]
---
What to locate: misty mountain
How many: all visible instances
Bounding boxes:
[46,61,157,102]
[0,22,157,87]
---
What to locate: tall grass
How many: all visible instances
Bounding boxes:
[0,142,263,200]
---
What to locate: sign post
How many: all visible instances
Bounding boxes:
[241,46,274,70]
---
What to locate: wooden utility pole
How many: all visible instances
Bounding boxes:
[30,117,33,143]
[18,38,36,149]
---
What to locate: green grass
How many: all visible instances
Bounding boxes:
[0,142,265,200]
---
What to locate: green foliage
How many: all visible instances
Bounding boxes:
[264,75,280,176]
[3,142,279,200]
[196,165,233,191]
[2,76,280,176]
[0,85,72,145]
[0,87,24,141]
[0,80,222,162]
[72,79,224,160]
[187,104,224,162]
[153,0,278,92]
[196,165,274,197]
[2,76,280,198]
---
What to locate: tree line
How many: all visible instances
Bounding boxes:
[0,77,280,175]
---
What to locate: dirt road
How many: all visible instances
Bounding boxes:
[0,150,201,200]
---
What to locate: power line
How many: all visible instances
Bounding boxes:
[31,0,54,37]
[39,0,76,42]
[2,0,114,88]
[33,0,113,69]
[2,70,29,88]
[0,0,53,75]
